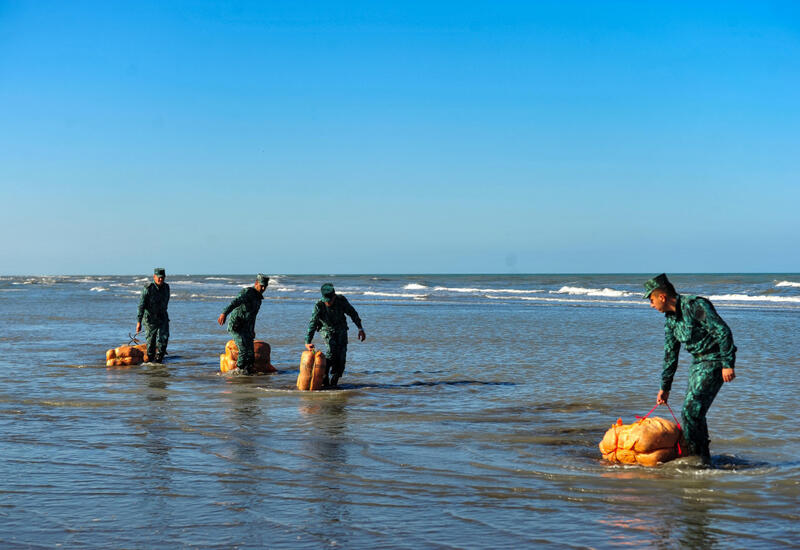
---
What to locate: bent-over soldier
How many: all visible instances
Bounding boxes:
[218,274,269,375]
[645,273,737,464]
[305,283,366,388]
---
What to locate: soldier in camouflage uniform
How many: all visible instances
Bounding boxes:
[645,273,737,464]
[217,274,269,375]
[305,283,366,388]
[136,267,170,363]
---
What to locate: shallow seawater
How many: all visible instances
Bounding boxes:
[0,274,798,548]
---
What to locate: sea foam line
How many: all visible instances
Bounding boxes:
[776,281,800,288]
[363,291,429,299]
[432,286,543,294]
[709,294,800,303]
[550,286,634,298]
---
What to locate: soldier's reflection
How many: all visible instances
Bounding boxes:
[299,393,351,528]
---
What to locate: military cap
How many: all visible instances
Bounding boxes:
[256,273,269,286]
[154,268,166,277]
[321,283,336,299]
[643,273,672,299]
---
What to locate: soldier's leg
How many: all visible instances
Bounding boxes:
[238,332,255,374]
[144,322,158,361]
[322,335,334,386]
[231,332,251,373]
[329,333,349,387]
[155,322,169,362]
[681,362,724,463]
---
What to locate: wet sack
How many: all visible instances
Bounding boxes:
[296,350,326,391]
[599,416,683,467]
[106,344,148,367]
[219,340,276,374]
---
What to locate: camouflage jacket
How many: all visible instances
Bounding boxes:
[222,287,263,336]
[137,282,170,325]
[305,295,363,343]
[661,294,736,391]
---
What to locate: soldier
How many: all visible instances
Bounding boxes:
[136,267,170,363]
[305,283,366,388]
[644,273,737,464]
[217,274,269,375]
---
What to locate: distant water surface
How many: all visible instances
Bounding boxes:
[0,274,798,548]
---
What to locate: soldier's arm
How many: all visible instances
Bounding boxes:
[222,288,247,317]
[660,324,681,392]
[341,296,363,330]
[305,303,323,344]
[696,299,736,369]
[137,285,149,323]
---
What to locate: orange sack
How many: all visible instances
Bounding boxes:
[599,416,683,467]
[220,340,276,374]
[296,351,326,391]
[105,344,148,367]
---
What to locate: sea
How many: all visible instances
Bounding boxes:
[1,273,798,549]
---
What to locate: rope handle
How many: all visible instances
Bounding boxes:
[635,402,683,457]
[127,332,141,346]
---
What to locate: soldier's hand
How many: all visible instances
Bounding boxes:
[217,314,226,326]
[358,329,366,342]
[305,343,315,351]
[657,390,669,405]
[135,322,141,334]
[722,368,735,382]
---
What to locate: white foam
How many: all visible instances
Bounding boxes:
[363,291,429,299]
[486,294,643,306]
[550,286,634,298]
[432,286,543,294]
[90,287,107,292]
[403,283,429,290]
[709,294,800,303]
[776,281,800,288]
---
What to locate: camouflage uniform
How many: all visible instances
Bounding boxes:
[660,294,736,461]
[222,287,264,373]
[137,281,170,361]
[305,294,363,384]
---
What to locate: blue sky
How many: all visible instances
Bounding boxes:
[1,1,798,274]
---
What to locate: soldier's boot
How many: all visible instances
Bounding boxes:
[329,374,339,388]
[154,350,164,363]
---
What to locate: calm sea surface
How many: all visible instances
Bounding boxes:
[1,274,799,549]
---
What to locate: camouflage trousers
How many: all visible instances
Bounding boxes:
[144,320,169,360]
[231,330,255,372]
[323,331,349,381]
[681,360,724,461]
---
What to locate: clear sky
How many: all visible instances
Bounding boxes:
[1,1,798,275]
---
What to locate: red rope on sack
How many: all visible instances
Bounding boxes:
[664,402,683,456]
[635,403,659,421]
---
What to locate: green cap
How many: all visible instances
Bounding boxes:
[321,283,335,300]
[257,273,269,286]
[643,273,671,299]
[154,268,166,277]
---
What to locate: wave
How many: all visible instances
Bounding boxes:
[487,295,643,306]
[709,294,800,303]
[363,291,429,299]
[403,283,429,290]
[432,286,543,295]
[550,286,634,298]
[776,281,800,288]
[90,287,107,292]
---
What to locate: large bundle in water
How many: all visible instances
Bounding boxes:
[296,350,326,391]
[599,417,682,467]
[106,344,148,367]
[219,340,276,374]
